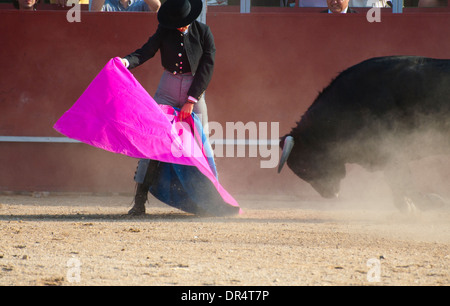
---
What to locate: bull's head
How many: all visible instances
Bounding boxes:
[278,135,346,199]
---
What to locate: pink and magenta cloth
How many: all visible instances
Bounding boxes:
[53,57,240,216]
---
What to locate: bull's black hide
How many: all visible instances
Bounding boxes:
[280,56,450,211]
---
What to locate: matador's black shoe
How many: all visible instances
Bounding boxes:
[128,191,147,216]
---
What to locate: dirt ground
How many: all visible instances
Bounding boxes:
[0,193,449,286]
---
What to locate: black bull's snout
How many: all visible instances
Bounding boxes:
[309,178,341,199]
[278,135,340,199]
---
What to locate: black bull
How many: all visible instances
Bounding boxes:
[279,56,450,212]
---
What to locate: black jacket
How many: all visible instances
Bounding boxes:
[125,21,216,100]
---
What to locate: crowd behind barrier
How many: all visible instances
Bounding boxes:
[1,0,448,10]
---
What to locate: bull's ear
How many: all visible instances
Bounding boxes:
[278,136,294,173]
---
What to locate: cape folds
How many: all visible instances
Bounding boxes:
[53,57,240,216]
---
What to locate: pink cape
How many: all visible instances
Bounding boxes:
[54,57,240,213]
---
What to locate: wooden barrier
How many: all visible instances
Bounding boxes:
[1,10,449,199]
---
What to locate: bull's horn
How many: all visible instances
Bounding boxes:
[278,136,294,173]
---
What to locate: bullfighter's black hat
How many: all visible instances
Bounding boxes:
[157,0,202,29]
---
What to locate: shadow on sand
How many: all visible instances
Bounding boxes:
[0,212,199,223]
[0,210,334,224]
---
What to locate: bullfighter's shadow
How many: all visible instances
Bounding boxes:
[0,212,199,223]
[0,212,334,224]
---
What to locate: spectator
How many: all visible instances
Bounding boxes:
[90,0,161,11]
[13,0,39,9]
[323,0,358,12]
[350,0,391,6]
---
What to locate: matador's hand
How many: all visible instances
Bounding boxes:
[179,102,194,121]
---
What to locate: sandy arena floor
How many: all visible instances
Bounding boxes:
[0,193,449,286]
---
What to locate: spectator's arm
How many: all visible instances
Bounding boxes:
[144,0,161,11]
[90,0,105,11]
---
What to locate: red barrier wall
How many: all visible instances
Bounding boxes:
[1,10,450,199]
